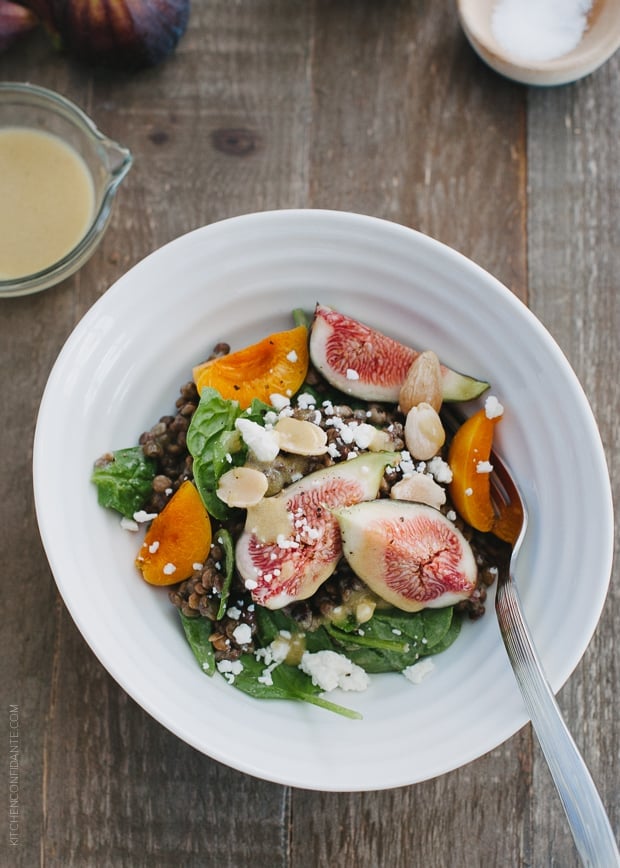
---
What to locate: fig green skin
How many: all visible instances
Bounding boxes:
[334,500,478,612]
[309,304,489,403]
[236,452,399,610]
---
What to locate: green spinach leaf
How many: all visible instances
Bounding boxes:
[91,447,156,519]
[231,654,362,719]
[187,387,270,520]
[179,612,216,676]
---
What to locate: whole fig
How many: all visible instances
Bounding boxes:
[0,0,38,52]
[17,0,190,69]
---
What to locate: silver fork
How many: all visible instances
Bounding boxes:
[443,407,620,867]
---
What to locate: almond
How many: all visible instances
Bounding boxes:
[274,416,328,456]
[399,350,442,414]
[404,402,446,460]
[216,466,269,508]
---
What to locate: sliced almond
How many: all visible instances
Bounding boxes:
[404,402,446,460]
[274,416,328,456]
[390,473,446,509]
[217,467,269,508]
[399,350,443,414]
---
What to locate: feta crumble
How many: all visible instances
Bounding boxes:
[235,417,280,462]
[133,510,158,523]
[403,658,435,684]
[232,623,253,646]
[346,368,360,380]
[299,650,369,692]
[162,562,176,576]
[476,460,493,474]
[485,395,504,419]
[120,516,139,532]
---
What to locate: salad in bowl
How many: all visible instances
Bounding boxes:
[92,303,511,719]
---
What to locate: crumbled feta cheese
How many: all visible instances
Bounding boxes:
[403,658,435,684]
[120,517,139,532]
[226,606,242,620]
[476,460,493,474]
[346,368,360,380]
[162,563,176,575]
[232,623,252,645]
[296,392,316,409]
[133,510,158,523]
[446,509,457,521]
[149,541,160,554]
[427,456,453,483]
[244,578,258,590]
[485,395,504,419]
[299,650,369,692]
[270,393,290,411]
[235,417,280,462]
[286,349,298,363]
[352,422,376,450]
[465,487,473,496]
[217,659,244,683]
[192,562,203,570]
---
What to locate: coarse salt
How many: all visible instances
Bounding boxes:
[491,0,593,64]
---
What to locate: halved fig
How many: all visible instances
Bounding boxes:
[309,304,488,403]
[334,500,477,612]
[236,452,397,609]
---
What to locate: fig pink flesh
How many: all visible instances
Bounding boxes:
[236,453,395,609]
[310,304,416,401]
[336,500,477,612]
[310,304,489,402]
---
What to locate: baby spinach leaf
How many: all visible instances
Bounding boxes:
[324,608,455,673]
[231,654,361,719]
[187,387,271,520]
[179,612,216,676]
[215,528,235,619]
[91,446,156,519]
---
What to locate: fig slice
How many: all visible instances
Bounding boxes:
[334,500,477,612]
[309,304,489,403]
[236,452,398,609]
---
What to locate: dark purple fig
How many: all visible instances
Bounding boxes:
[18,0,190,69]
[0,1,38,52]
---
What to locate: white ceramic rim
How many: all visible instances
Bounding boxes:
[33,209,614,791]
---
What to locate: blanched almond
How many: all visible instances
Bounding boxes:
[217,467,269,508]
[404,402,446,460]
[274,416,328,455]
[390,473,446,509]
[399,350,442,414]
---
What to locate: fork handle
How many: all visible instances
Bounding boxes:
[496,579,620,867]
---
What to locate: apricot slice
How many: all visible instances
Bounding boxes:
[447,408,500,533]
[136,480,212,585]
[193,325,309,409]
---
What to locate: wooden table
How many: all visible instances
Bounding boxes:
[1,3,618,865]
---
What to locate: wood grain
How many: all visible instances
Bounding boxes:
[0,2,617,866]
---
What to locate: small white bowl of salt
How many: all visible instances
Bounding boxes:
[457,0,620,85]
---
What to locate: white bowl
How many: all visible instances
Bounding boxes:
[33,210,613,791]
[457,0,620,86]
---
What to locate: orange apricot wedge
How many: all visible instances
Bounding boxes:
[193,325,309,409]
[447,408,500,533]
[136,480,212,586]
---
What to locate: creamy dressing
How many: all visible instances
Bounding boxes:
[0,126,95,280]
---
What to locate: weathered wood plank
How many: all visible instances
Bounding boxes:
[527,50,620,868]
